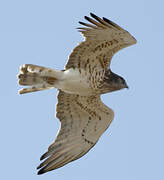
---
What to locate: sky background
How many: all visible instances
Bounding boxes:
[0,0,164,179]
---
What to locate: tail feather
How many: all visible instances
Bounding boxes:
[18,64,57,94]
[18,86,54,94]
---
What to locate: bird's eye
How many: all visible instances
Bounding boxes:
[120,78,125,84]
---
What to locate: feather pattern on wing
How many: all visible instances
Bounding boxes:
[37,90,114,174]
[65,13,136,70]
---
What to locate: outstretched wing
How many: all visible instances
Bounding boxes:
[37,90,114,174]
[65,13,136,70]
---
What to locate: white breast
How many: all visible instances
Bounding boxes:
[55,68,92,95]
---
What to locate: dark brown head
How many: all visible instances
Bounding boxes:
[100,70,128,94]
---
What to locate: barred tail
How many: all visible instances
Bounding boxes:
[17,64,58,94]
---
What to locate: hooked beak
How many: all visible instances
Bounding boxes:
[125,83,129,89]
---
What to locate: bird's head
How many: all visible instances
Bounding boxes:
[102,70,128,93]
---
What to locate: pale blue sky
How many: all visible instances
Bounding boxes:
[0,0,164,179]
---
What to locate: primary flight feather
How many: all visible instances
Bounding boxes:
[17,13,136,175]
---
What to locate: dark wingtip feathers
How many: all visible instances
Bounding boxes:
[79,13,121,31]
[90,13,99,20]
[37,168,46,175]
[40,152,48,160]
[79,21,86,26]
[84,15,91,22]
[103,17,113,25]
[102,17,120,29]
[37,164,41,170]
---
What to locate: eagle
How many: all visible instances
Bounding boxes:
[18,13,136,175]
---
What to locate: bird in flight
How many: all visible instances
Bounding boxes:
[18,13,136,175]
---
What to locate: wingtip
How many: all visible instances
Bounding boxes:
[90,12,98,18]
[37,169,46,175]
[78,21,85,26]
[102,17,111,23]
[40,151,49,160]
[84,15,90,21]
[90,12,94,16]
[37,164,41,170]
[40,154,45,161]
